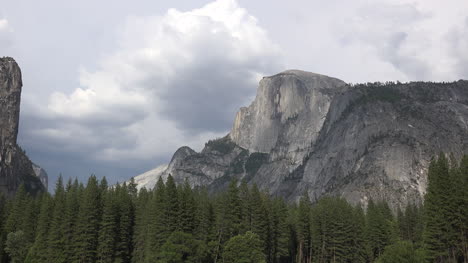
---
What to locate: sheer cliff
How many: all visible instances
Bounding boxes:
[133,70,468,209]
[0,57,46,196]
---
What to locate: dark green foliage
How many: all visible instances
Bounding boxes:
[1,154,466,263]
[268,198,289,263]
[115,183,134,263]
[223,231,266,263]
[223,178,243,238]
[178,181,196,233]
[48,176,67,263]
[165,175,180,233]
[73,175,101,263]
[26,193,52,263]
[205,137,236,154]
[97,187,118,263]
[376,241,426,263]
[310,197,366,262]
[366,199,395,260]
[4,231,27,263]
[63,178,80,261]
[296,192,312,263]
[156,231,205,263]
[396,202,423,244]
[145,177,168,262]
[131,187,150,263]
[424,154,468,262]
[244,152,269,178]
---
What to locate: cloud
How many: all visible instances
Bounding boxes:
[447,17,468,79]
[0,18,13,49]
[335,0,468,81]
[23,0,282,166]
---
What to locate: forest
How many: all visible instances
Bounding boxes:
[0,153,466,263]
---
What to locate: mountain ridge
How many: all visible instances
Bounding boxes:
[131,70,468,209]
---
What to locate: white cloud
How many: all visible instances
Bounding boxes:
[335,0,468,81]
[25,0,282,163]
[0,18,13,49]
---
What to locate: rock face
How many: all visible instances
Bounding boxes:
[0,57,46,196]
[133,70,468,209]
[32,163,49,190]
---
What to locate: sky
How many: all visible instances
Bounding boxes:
[1,0,467,190]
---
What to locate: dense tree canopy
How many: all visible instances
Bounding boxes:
[0,155,466,262]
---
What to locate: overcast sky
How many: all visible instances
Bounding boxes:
[1,0,467,190]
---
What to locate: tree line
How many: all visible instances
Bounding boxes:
[0,154,466,263]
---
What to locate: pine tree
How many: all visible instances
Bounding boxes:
[25,193,53,263]
[225,178,242,238]
[145,177,167,262]
[178,180,196,233]
[239,180,251,233]
[458,155,468,261]
[17,195,37,255]
[97,187,117,263]
[0,193,8,263]
[249,184,269,255]
[351,205,368,262]
[194,187,215,243]
[115,183,134,263]
[73,175,101,263]
[131,187,150,263]
[4,185,28,234]
[48,176,67,263]
[424,154,454,261]
[269,198,289,263]
[296,192,312,263]
[63,178,81,262]
[366,199,394,261]
[165,175,180,233]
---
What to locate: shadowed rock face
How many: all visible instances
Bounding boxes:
[133,70,468,210]
[0,57,46,196]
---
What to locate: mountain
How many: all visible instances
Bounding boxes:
[0,57,47,196]
[132,70,468,209]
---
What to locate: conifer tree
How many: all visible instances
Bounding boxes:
[97,187,117,263]
[0,193,7,263]
[249,184,269,254]
[178,180,196,233]
[458,155,468,261]
[73,175,101,263]
[63,178,81,262]
[165,175,180,233]
[193,187,215,244]
[25,193,53,263]
[366,199,394,260]
[48,176,67,263]
[424,154,453,261]
[269,198,289,263]
[145,177,167,262]
[239,180,251,233]
[296,192,312,263]
[131,187,150,263]
[4,185,28,234]
[115,183,134,263]
[225,178,242,238]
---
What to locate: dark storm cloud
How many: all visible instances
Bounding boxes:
[160,58,278,132]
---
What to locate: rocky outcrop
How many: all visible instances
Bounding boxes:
[133,70,468,210]
[32,163,48,190]
[0,57,46,196]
